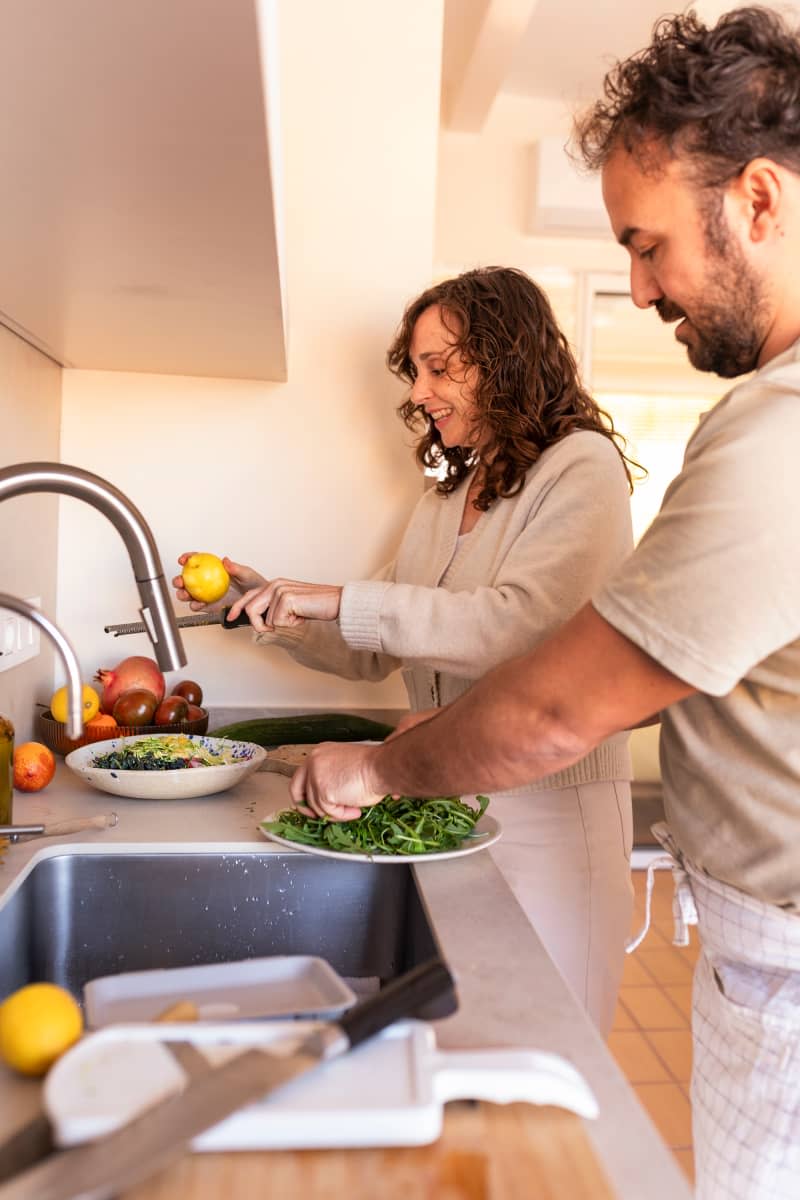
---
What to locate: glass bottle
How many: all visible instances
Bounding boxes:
[0,714,13,825]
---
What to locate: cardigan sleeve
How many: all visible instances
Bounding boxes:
[253,560,403,682]
[339,435,633,678]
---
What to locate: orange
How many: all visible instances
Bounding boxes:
[13,742,56,793]
[86,713,117,729]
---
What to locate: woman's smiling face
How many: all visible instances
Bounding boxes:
[408,305,484,450]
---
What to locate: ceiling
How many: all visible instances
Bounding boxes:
[442,0,800,126]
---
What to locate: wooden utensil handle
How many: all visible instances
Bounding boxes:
[40,813,118,836]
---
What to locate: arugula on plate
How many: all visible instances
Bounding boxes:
[262,794,490,856]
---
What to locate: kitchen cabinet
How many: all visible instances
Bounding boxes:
[0,0,286,381]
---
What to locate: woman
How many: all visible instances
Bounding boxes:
[176,267,636,1034]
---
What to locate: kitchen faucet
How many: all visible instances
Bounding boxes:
[0,462,187,735]
[0,593,84,738]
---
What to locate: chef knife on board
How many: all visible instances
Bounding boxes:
[104,605,252,638]
[0,957,455,1200]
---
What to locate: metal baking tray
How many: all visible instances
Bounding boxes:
[84,956,357,1027]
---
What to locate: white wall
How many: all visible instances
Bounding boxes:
[435,93,630,340]
[0,327,62,740]
[56,1,444,713]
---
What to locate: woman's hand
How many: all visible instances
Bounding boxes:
[173,554,266,612]
[289,743,385,822]
[227,580,343,634]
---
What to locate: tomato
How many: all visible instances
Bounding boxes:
[153,696,190,726]
[112,688,158,726]
[171,680,203,706]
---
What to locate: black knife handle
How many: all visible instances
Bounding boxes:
[337,957,456,1049]
[219,606,253,630]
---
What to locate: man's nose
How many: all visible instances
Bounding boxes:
[629,258,663,310]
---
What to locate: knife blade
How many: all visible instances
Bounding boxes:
[0,958,455,1200]
[104,606,251,637]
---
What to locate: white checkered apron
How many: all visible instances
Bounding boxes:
[630,824,800,1200]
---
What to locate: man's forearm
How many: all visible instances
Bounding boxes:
[365,604,692,800]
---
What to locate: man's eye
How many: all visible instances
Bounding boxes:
[638,246,656,261]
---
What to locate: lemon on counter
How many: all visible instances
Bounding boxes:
[0,983,83,1076]
[182,552,230,604]
[50,683,100,725]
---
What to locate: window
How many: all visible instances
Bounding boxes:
[578,273,725,541]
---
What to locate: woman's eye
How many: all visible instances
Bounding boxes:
[430,368,444,377]
[638,245,656,261]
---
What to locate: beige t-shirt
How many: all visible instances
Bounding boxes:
[594,339,800,910]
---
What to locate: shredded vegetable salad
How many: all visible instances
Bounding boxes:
[262,794,490,856]
[91,735,230,771]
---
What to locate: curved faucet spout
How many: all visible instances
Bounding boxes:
[0,595,84,737]
[0,463,186,673]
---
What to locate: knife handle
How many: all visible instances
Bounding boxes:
[337,957,455,1049]
[219,606,252,630]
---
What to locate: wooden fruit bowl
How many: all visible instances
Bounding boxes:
[37,709,210,758]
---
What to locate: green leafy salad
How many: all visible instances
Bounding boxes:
[262,794,490,856]
[92,735,230,772]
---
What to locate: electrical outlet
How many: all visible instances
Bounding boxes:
[0,597,42,673]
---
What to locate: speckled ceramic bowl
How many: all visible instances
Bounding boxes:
[65,733,267,801]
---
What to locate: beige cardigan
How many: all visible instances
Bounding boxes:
[257,430,633,790]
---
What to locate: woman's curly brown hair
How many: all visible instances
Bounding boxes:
[386,266,636,509]
[573,6,800,188]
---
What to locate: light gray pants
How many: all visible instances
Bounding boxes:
[487,780,633,1036]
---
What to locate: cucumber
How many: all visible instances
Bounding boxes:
[208,712,395,747]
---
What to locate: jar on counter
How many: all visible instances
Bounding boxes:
[0,714,13,825]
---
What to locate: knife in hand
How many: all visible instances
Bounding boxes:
[104,606,252,638]
[0,957,455,1200]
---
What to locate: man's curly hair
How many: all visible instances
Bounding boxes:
[386,266,636,508]
[574,6,800,188]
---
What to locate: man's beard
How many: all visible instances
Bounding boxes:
[655,223,769,379]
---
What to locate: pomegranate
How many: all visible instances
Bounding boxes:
[94,656,165,715]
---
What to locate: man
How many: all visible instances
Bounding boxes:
[292,9,800,1198]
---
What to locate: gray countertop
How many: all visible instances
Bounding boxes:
[0,762,690,1200]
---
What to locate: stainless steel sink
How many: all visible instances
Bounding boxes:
[0,852,454,1019]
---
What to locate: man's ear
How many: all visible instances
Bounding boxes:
[733,158,784,243]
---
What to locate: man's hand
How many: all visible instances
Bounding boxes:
[289,742,385,822]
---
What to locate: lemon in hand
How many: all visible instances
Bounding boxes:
[0,983,83,1076]
[50,683,100,725]
[182,553,230,604]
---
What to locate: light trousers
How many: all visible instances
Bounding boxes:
[487,780,633,1036]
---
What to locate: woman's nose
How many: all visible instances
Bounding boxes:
[411,375,432,403]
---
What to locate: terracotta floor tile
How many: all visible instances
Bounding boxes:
[636,948,694,986]
[673,1149,696,1183]
[645,1030,693,1083]
[634,1082,693,1147]
[664,985,693,1021]
[607,1031,671,1083]
[611,998,636,1030]
[621,986,688,1030]
[621,954,655,986]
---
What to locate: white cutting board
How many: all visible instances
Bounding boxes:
[44,1019,598,1151]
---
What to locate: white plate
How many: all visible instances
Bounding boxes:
[65,733,267,801]
[258,810,501,863]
